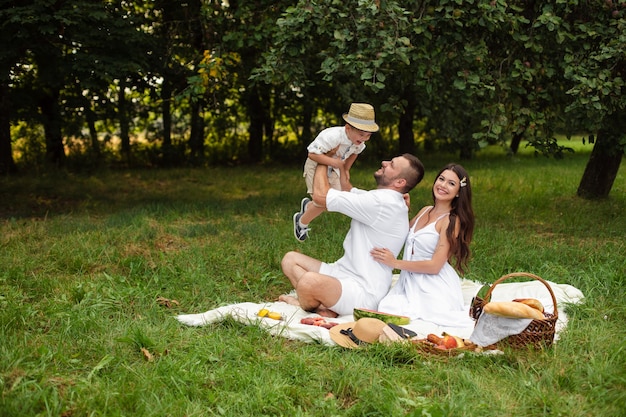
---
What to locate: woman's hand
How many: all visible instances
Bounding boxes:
[403,193,410,210]
[370,247,396,267]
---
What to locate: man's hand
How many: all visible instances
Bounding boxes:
[339,166,352,191]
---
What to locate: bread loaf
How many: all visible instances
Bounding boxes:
[513,298,544,313]
[483,301,545,320]
[427,333,443,345]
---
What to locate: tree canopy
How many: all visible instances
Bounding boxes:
[1,0,624,198]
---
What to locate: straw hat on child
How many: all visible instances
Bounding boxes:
[342,103,379,133]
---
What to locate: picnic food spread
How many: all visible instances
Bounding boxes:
[300,317,339,329]
[353,308,410,325]
[483,299,545,320]
[257,309,282,320]
[426,332,469,349]
[512,298,545,313]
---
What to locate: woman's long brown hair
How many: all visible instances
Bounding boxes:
[432,163,474,275]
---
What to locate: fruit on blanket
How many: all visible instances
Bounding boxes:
[512,298,544,313]
[483,301,545,320]
[353,308,410,325]
[257,309,269,317]
[442,335,458,349]
[300,317,339,328]
[266,312,282,320]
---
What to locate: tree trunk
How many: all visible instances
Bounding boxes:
[398,93,416,154]
[577,125,624,199]
[161,77,174,165]
[459,147,473,160]
[0,80,17,174]
[118,79,131,165]
[84,97,100,158]
[459,139,474,160]
[510,132,523,154]
[300,99,313,148]
[189,100,205,165]
[263,88,274,157]
[39,87,66,166]
[246,86,264,163]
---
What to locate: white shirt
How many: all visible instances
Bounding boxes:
[307,126,366,176]
[326,187,409,300]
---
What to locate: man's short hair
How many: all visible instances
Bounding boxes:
[400,153,425,193]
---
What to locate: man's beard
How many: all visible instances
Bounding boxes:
[374,171,393,187]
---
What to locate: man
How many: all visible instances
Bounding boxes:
[279,153,425,317]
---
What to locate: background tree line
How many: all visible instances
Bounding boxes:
[0,0,624,198]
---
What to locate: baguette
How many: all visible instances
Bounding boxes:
[483,301,545,320]
[513,298,544,313]
[427,333,443,345]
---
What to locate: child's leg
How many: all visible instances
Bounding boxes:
[299,169,339,226]
[293,159,318,241]
[299,201,323,225]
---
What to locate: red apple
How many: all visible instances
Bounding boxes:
[442,335,458,349]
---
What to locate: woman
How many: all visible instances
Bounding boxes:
[371,163,475,327]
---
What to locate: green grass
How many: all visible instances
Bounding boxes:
[1,144,625,416]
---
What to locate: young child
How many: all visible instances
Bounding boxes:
[293,102,379,241]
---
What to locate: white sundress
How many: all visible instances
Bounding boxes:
[377,210,474,328]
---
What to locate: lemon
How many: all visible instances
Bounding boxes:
[267,312,282,320]
[257,308,269,317]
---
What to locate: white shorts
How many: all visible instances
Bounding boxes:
[319,262,378,316]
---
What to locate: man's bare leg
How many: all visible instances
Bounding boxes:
[280,251,322,289]
[294,271,341,314]
[280,250,341,316]
[278,294,338,318]
[280,251,323,310]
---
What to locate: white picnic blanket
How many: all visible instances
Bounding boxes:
[176,277,585,346]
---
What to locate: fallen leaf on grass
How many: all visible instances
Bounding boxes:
[156,297,180,308]
[141,347,154,362]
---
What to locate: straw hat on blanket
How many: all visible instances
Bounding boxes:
[329,318,387,348]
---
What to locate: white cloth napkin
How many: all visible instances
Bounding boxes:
[469,312,532,347]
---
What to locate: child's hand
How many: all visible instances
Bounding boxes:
[334,159,346,170]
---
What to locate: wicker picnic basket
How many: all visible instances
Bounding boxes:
[469,272,558,349]
[411,338,483,357]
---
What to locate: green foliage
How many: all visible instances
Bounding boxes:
[1,1,625,195]
[0,151,624,416]
[256,0,625,163]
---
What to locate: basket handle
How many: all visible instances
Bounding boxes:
[482,272,558,318]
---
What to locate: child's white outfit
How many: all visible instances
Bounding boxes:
[302,126,366,193]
